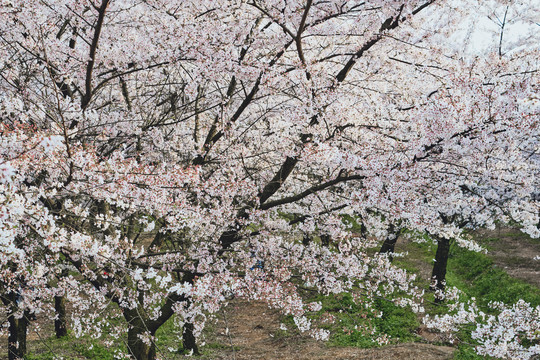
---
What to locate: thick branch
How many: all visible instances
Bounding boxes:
[260,174,364,210]
[335,4,404,83]
[258,156,299,204]
[81,0,110,110]
[296,0,312,79]
[147,292,183,333]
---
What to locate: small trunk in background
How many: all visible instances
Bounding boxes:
[431,236,451,302]
[54,295,68,338]
[379,224,400,262]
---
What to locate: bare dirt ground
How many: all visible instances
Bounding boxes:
[473,227,540,288]
[0,299,455,360]
[205,300,454,360]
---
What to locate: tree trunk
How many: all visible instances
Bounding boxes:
[379,225,399,262]
[127,325,156,360]
[180,272,199,355]
[125,311,156,360]
[302,233,310,246]
[182,322,199,355]
[54,295,68,338]
[4,256,29,360]
[431,236,451,302]
[7,309,28,360]
[320,234,331,247]
[55,269,69,338]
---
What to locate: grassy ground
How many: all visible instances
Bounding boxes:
[286,230,540,359]
[395,232,540,360]
[10,228,540,359]
[446,238,540,359]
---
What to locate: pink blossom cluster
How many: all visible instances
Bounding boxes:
[0,0,538,358]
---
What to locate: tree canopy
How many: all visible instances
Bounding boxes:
[0,0,539,359]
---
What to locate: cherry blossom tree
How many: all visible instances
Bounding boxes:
[0,0,539,359]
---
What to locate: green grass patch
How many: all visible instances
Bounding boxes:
[72,343,116,360]
[447,244,540,309]
[442,242,540,359]
[288,292,420,349]
[452,343,493,360]
[155,315,182,353]
[25,334,118,360]
[386,234,540,359]
[25,353,57,360]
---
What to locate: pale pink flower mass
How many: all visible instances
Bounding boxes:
[0,0,539,358]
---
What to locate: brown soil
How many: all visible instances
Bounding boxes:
[473,227,540,288]
[205,300,454,360]
[0,299,455,360]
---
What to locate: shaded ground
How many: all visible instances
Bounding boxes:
[0,299,455,360]
[204,300,454,360]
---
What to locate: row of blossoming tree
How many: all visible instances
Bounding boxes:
[0,0,539,359]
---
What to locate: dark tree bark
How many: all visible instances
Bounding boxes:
[5,289,29,360]
[8,311,28,360]
[180,272,199,355]
[431,236,451,302]
[182,322,199,355]
[320,234,331,247]
[302,233,311,246]
[55,269,69,338]
[379,224,400,262]
[54,295,68,338]
[125,310,156,360]
[3,258,30,360]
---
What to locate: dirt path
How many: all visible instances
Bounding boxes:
[473,228,540,288]
[202,227,540,359]
[205,300,454,360]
